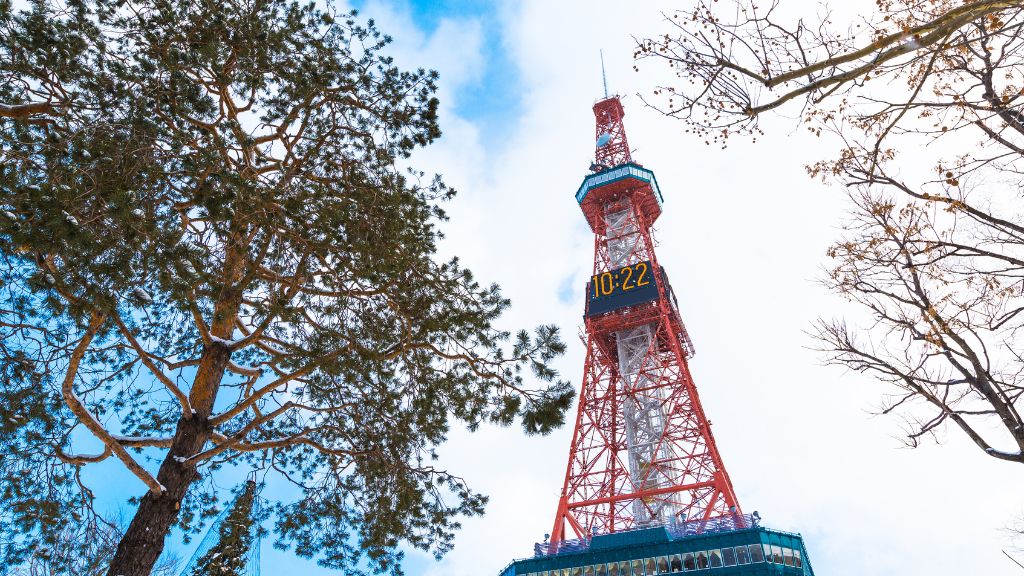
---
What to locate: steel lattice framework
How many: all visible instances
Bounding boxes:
[549,96,741,547]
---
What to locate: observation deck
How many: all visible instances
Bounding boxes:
[576,163,664,234]
[497,514,814,576]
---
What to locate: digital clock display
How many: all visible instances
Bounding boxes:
[585,260,660,317]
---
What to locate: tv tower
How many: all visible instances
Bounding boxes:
[548,95,740,545]
[496,85,816,576]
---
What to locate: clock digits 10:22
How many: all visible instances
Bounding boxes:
[585,260,660,317]
[591,261,651,298]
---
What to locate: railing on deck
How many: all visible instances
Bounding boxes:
[533,513,757,558]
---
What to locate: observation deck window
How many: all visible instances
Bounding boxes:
[784,548,795,567]
[682,553,696,571]
[669,554,682,572]
[596,563,607,576]
[631,559,643,576]
[695,552,709,569]
[657,556,669,573]
[748,544,765,563]
[708,549,723,568]
[722,547,736,567]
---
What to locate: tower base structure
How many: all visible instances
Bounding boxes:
[498,514,815,576]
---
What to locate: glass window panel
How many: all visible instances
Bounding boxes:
[670,555,682,573]
[657,556,669,573]
[794,550,803,568]
[645,558,656,574]
[597,564,607,576]
[572,568,583,576]
[772,545,784,564]
[682,553,696,571]
[618,561,630,576]
[709,549,722,568]
[608,564,619,576]
[722,548,736,567]
[735,546,749,565]
[784,548,795,567]
[748,544,765,563]
[562,569,571,576]
[585,566,596,576]
[695,552,709,569]
[631,559,643,576]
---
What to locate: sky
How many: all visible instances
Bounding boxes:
[81,0,1024,574]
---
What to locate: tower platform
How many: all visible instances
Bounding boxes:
[498,514,814,576]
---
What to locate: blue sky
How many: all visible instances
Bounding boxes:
[66,0,1024,575]
[353,0,524,152]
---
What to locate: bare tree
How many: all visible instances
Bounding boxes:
[635,0,1024,462]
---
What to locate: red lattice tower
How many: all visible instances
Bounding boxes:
[549,96,741,546]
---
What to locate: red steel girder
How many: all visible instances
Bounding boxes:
[549,96,741,547]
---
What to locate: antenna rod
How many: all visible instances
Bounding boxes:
[600,50,608,98]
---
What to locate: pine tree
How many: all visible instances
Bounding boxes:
[0,1,574,574]
[191,481,258,576]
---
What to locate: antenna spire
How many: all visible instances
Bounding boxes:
[600,50,609,98]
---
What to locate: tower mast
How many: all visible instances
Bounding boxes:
[600,50,609,99]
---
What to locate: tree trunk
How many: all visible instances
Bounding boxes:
[107,236,245,575]
[106,344,232,576]
[106,417,205,575]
